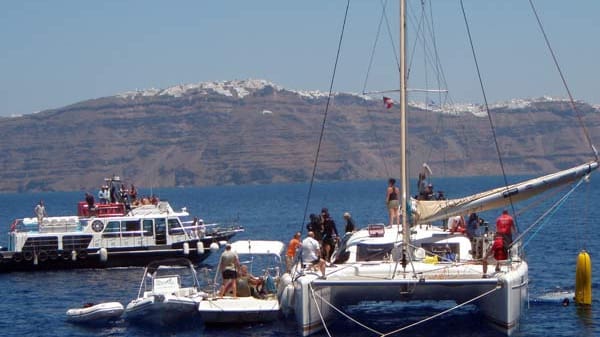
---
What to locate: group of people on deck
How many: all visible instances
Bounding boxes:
[281,208,357,279]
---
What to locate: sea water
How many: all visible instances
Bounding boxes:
[0,177,598,337]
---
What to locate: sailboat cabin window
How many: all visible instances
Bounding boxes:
[356,243,394,262]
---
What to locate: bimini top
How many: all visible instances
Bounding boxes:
[230,240,285,256]
[145,258,194,274]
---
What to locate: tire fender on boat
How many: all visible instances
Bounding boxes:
[78,250,88,260]
[13,253,23,263]
[196,241,205,254]
[38,250,48,262]
[183,242,190,255]
[99,248,108,262]
[48,250,58,260]
[23,251,34,261]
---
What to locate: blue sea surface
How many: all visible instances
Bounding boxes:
[0,177,598,337]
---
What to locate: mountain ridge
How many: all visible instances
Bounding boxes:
[1,79,598,193]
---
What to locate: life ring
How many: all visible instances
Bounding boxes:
[77,250,88,260]
[91,220,104,232]
[23,251,34,261]
[13,253,23,263]
[38,250,48,262]
[48,250,58,260]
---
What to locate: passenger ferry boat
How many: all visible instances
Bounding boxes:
[0,180,243,272]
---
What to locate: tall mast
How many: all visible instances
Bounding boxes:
[400,0,410,248]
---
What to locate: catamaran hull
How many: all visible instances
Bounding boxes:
[293,262,528,336]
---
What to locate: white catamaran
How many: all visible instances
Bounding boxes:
[285,1,598,336]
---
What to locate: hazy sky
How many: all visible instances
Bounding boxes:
[1,0,598,117]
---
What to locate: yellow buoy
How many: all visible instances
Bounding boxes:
[575,250,592,305]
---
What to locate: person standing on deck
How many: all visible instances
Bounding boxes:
[343,212,356,233]
[496,209,516,247]
[386,178,400,226]
[34,200,47,228]
[285,232,302,273]
[218,244,240,297]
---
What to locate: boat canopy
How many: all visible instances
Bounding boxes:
[145,258,194,274]
[230,240,285,256]
[414,161,598,223]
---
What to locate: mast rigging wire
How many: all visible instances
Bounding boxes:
[527,0,598,161]
[299,0,351,234]
[459,0,520,233]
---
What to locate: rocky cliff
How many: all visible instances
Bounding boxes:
[1,80,598,192]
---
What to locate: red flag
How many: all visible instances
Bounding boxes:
[383,96,394,109]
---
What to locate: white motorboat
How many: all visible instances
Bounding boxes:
[286,1,598,336]
[1,175,243,272]
[66,301,124,324]
[197,240,287,324]
[125,258,206,326]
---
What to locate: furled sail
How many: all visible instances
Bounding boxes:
[414,161,598,223]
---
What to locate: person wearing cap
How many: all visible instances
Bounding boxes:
[218,243,241,297]
[343,212,355,233]
[98,186,109,204]
[320,208,339,262]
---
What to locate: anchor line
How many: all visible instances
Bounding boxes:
[308,283,383,336]
[308,283,335,337]
[308,282,501,337]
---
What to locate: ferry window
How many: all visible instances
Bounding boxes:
[123,220,141,237]
[102,221,121,238]
[142,219,153,237]
[168,218,184,235]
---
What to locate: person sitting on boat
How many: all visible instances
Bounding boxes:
[435,190,446,200]
[301,231,326,279]
[236,264,264,298]
[447,215,465,234]
[129,184,138,202]
[385,178,400,226]
[219,244,241,298]
[286,232,302,273]
[482,233,508,276]
[343,212,355,234]
[496,209,516,248]
[321,209,339,262]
